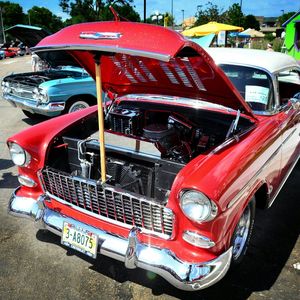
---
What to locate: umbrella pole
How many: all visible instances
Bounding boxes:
[95,56,106,183]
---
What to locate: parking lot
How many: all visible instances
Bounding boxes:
[0,55,299,300]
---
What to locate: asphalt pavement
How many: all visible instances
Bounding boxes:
[0,56,299,300]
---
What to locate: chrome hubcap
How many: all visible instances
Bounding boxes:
[69,102,89,113]
[232,205,251,260]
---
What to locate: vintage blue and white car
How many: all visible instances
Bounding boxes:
[1,66,97,118]
[1,24,97,119]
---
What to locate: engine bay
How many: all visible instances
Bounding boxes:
[47,98,254,201]
[4,69,85,86]
[104,100,231,163]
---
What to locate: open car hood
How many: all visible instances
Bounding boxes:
[32,21,255,118]
[5,24,50,48]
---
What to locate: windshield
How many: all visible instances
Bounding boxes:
[220,64,274,112]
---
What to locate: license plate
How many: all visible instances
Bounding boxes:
[61,222,98,258]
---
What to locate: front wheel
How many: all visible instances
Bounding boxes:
[65,99,90,114]
[231,198,255,265]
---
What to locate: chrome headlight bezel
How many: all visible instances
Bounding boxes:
[8,142,31,167]
[38,88,49,103]
[1,81,10,93]
[33,87,49,103]
[180,190,218,223]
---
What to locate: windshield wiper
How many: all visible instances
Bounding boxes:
[226,109,240,140]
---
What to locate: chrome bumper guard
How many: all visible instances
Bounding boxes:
[8,190,232,291]
[4,94,65,113]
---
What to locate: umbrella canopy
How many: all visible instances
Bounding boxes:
[182,21,243,37]
[229,32,251,38]
[241,28,265,38]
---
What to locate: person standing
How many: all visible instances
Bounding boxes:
[266,43,274,52]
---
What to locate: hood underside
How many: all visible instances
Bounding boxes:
[5,24,50,48]
[32,21,255,118]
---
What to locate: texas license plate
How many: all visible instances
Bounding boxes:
[61,222,98,258]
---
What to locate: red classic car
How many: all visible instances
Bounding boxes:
[7,21,300,291]
[1,47,17,58]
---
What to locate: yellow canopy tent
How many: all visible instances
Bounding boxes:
[241,28,265,38]
[182,21,243,37]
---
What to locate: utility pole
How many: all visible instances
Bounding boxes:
[144,0,146,23]
[181,9,185,28]
[0,7,5,44]
[171,0,173,28]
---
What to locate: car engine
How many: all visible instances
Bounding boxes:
[46,99,253,201]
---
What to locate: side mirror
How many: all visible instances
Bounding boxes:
[290,97,300,110]
[293,92,300,100]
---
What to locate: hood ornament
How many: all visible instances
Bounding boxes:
[79,31,122,40]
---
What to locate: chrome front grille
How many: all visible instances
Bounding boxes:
[40,168,174,238]
[9,83,36,99]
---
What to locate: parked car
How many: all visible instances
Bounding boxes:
[0,49,5,59]
[0,47,17,58]
[1,24,97,118]
[7,21,300,291]
[2,66,97,118]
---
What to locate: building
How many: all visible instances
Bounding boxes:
[282,11,300,60]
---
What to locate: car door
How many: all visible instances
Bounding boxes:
[277,68,300,180]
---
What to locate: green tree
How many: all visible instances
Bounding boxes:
[225,3,244,26]
[60,0,139,24]
[27,6,63,33]
[243,14,260,30]
[0,1,25,28]
[277,11,296,26]
[194,2,226,26]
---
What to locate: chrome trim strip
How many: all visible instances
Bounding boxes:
[227,127,299,209]
[268,153,300,208]
[227,144,281,209]
[32,45,171,62]
[282,128,297,145]
[8,189,233,291]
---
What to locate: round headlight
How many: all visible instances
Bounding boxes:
[34,88,48,103]
[5,81,10,87]
[9,143,31,166]
[180,190,218,223]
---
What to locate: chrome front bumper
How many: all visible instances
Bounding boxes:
[8,190,232,291]
[3,93,65,116]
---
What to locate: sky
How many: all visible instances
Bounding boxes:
[9,0,300,24]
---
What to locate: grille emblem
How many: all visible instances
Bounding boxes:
[79,31,122,40]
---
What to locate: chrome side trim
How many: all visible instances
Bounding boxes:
[228,127,299,209]
[227,143,281,208]
[8,189,233,291]
[268,153,300,208]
